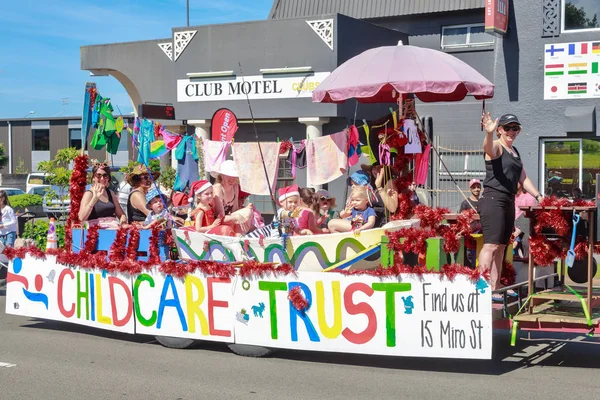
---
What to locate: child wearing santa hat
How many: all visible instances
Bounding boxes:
[189,180,235,236]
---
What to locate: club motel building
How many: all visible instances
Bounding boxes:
[76,0,600,212]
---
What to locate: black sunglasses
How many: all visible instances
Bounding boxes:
[320,197,331,201]
[502,125,521,132]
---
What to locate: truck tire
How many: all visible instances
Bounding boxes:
[155,336,197,349]
[227,344,275,357]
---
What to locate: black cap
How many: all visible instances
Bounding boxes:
[498,114,521,126]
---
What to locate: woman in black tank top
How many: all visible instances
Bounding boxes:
[126,164,160,224]
[78,164,127,227]
[479,113,542,294]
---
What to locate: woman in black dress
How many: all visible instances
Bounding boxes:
[479,113,542,295]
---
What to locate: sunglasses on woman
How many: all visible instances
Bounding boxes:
[320,197,331,201]
[95,173,109,179]
[502,125,521,132]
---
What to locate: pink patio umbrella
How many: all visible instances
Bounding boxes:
[313,45,494,104]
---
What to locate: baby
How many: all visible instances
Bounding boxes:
[328,186,376,233]
[144,188,182,229]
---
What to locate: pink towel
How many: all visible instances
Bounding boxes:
[233,142,280,196]
[306,131,348,186]
[414,144,431,185]
[203,139,231,173]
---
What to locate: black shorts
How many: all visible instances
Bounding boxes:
[479,189,515,245]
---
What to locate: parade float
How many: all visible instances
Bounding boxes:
[4,44,598,361]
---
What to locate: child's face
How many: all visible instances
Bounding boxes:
[149,197,164,213]
[282,195,299,211]
[320,197,331,211]
[196,187,214,205]
[350,194,368,210]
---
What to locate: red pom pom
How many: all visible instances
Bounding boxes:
[288,286,309,312]
[500,261,516,286]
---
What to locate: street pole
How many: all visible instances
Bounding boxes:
[186,0,189,26]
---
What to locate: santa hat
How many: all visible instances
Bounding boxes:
[189,180,212,202]
[278,184,299,203]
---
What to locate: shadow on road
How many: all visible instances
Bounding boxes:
[15,318,600,374]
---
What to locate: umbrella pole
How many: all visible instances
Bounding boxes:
[413,110,477,213]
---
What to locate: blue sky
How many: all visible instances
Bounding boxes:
[0,0,273,119]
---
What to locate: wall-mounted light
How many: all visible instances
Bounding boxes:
[186,70,235,78]
[238,119,281,124]
[259,66,313,74]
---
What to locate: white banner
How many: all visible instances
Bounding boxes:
[5,256,135,334]
[177,72,330,102]
[544,41,600,100]
[233,272,492,359]
[133,269,234,342]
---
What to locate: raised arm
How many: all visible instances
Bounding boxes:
[481,112,500,159]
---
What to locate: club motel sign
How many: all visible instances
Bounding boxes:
[485,0,509,36]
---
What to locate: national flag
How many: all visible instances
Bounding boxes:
[545,64,564,76]
[568,62,588,75]
[569,43,589,55]
[568,82,587,94]
[593,42,600,54]
[593,62,599,74]
[546,44,565,56]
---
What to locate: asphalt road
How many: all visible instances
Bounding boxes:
[2,289,600,400]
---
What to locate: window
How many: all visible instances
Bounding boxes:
[32,129,50,151]
[562,0,600,32]
[441,24,494,49]
[69,128,82,149]
[541,138,600,200]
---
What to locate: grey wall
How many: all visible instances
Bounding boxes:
[491,1,600,189]
[49,120,69,159]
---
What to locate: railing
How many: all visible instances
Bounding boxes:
[493,273,560,318]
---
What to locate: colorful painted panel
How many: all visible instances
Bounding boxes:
[5,256,134,334]
[233,272,493,359]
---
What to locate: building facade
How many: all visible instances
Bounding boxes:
[0,117,131,173]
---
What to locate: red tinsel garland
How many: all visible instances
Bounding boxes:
[145,225,162,267]
[288,286,309,312]
[126,226,141,261]
[83,225,100,254]
[574,237,589,260]
[109,226,129,262]
[529,235,563,266]
[392,193,415,220]
[413,205,449,230]
[387,227,436,255]
[500,261,516,286]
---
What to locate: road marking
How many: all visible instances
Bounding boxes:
[0,362,16,368]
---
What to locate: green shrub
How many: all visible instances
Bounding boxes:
[9,194,43,209]
[22,220,65,250]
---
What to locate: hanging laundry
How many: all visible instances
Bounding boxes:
[160,126,182,150]
[203,139,231,173]
[286,140,307,179]
[233,142,280,196]
[136,119,156,164]
[414,143,431,185]
[403,119,422,154]
[306,131,348,186]
[347,125,361,167]
[173,135,199,192]
[90,98,121,154]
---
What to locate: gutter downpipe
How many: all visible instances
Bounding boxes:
[7,120,12,174]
